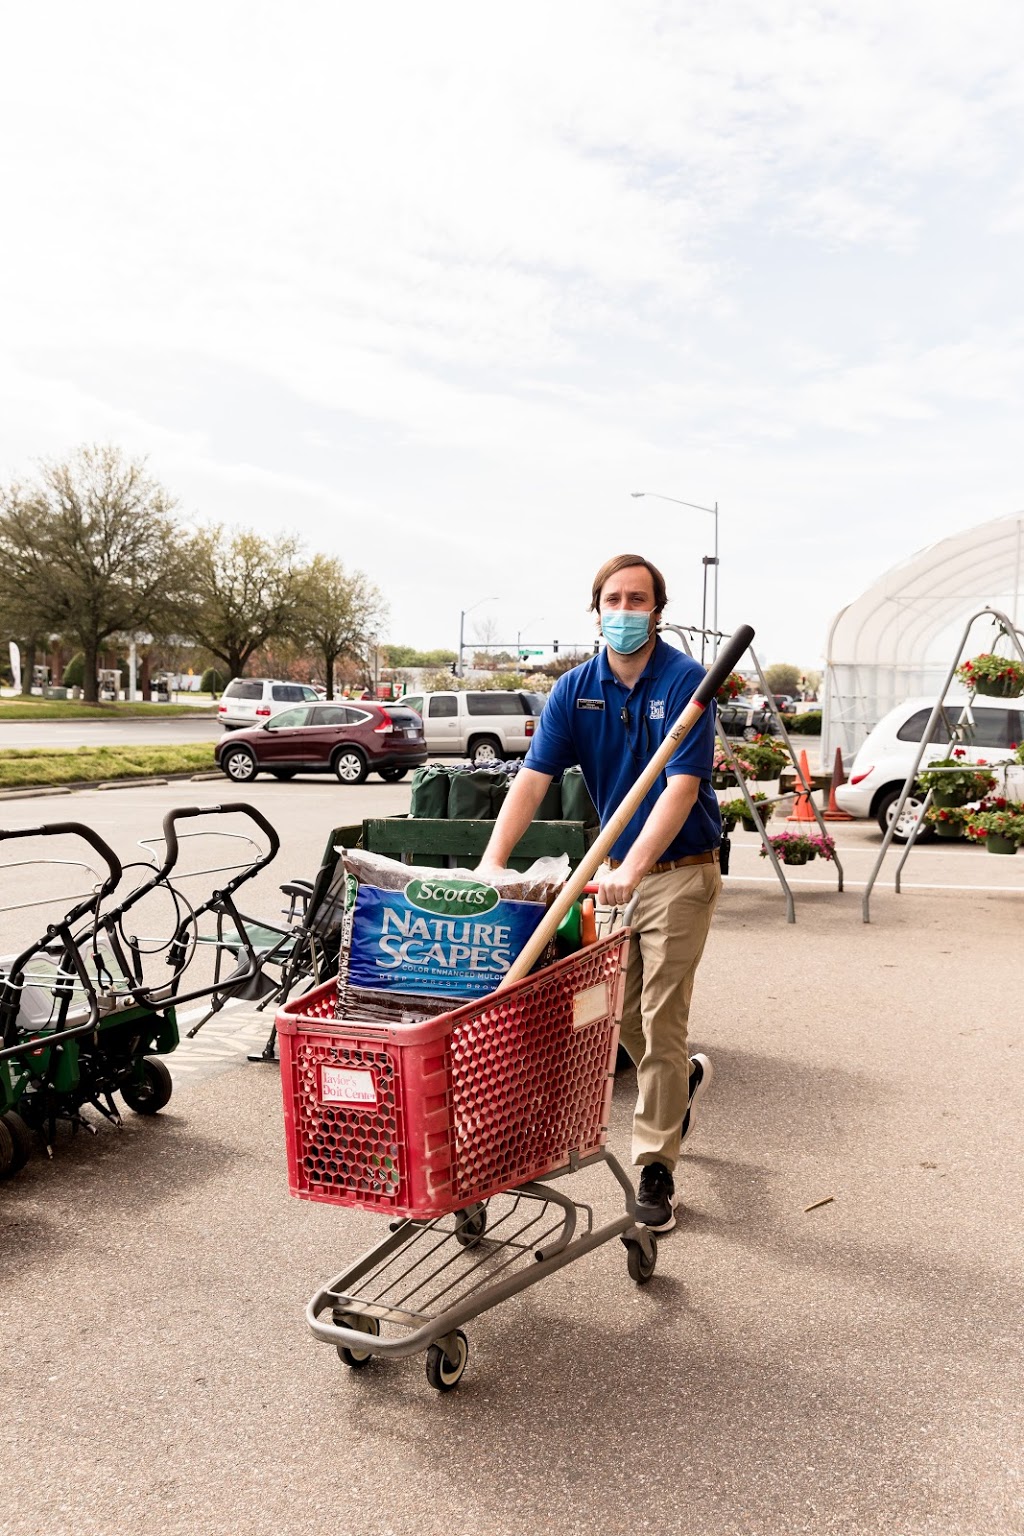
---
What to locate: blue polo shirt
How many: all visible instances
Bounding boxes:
[525,637,721,863]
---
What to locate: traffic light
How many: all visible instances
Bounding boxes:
[519,651,529,662]
[553,640,559,654]
[593,639,599,655]
[449,662,458,676]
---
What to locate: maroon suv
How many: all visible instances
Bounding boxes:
[214,701,427,785]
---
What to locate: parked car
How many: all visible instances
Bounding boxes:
[398,690,541,764]
[717,699,780,739]
[834,695,1024,838]
[217,678,321,730]
[214,701,427,784]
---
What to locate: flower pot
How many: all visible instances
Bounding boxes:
[973,675,1023,699]
[931,784,969,809]
[934,820,962,839]
[985,833,1019,855]
[780,849,813,866]
[711,772,733,790]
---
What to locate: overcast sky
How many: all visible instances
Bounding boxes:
[3,1,1023,668]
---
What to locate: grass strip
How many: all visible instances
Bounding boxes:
[0,744,217,788]
[0,699,211,720]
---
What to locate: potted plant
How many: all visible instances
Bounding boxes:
[716,671,746,704]
[758,830,836,867]
[711,745,755,789]
[738,734,790,782]
[924,804,969,840]
[963,806,1024,855]
[955,653,1024,699]
[916,749,996,808]
[717,792,772,832]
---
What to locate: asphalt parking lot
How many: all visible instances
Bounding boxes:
[1,781,1021,1535]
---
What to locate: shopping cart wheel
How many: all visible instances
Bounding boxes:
[332,1311,380,1368]
[625,1233,658,1285]
[453,1204,487,1247]
[0,1111,33,1175]
[425,1330,469,1392]
[120,1058,173,1115]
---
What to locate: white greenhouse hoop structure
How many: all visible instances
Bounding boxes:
[822,513,1024,765]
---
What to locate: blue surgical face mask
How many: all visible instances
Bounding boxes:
[601,610,653,654]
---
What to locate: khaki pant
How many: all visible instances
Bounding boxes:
[615,861,721,1171]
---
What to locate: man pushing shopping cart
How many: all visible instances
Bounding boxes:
[477,554,734,1233]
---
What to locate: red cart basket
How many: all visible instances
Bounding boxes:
[276,929,628,1221]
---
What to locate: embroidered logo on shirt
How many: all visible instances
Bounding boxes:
[648,699,666,721]
[576,698,605,711]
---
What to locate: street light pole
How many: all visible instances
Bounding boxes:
[458,596,495,678]
[630,491,720,662]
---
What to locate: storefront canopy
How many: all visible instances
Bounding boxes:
[822,513,1024,764]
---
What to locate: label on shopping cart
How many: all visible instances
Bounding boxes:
[320,1064,378,1105]
[348,882,547,998]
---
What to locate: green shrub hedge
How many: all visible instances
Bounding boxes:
[787,710,822,734]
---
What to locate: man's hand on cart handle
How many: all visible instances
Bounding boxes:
[596,866,640,908]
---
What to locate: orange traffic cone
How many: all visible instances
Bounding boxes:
[823,747,853,821]
[788,749,817,822]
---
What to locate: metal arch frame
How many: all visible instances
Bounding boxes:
[861,606,1024,922]
[662,624,844,923]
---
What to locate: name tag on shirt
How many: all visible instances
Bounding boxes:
[576,698,605,711]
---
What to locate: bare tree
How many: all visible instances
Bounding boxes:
[182,526,304,681]
[0,447,185,703]
[292,556,388,699]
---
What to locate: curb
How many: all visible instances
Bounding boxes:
[0,769,223,802]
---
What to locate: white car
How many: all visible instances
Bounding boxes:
[834,695,1024,837]
[217,678,322,730]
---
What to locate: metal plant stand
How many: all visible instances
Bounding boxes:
[862,607,1024,922]
[663,624,843,922]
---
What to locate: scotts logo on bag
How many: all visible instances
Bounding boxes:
[405,878,500,918]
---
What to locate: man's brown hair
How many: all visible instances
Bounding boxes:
[589,554,669,616]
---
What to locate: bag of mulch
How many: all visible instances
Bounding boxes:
[409,765,452,819]
[338,848,569,1001]
[560,766,599,826]
[447,766,507,820]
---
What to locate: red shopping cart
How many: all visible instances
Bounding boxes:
[276,898,654,1392]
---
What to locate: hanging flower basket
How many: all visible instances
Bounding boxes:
[986,833,1019,856]
[715,671,745,704]
[963,806,1024,855]
[932,784,970,809]
[759,831,836,867]
[917,752,995,809]
[934,819,962,839]
[955,653,1024,699]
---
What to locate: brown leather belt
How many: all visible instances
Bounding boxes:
[606,849,720,875]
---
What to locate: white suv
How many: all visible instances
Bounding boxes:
[835,695,1024,837]
[217,678,321,731]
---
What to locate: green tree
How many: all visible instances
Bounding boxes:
[182,526,303,681]
[0,446,185,703]
[764,663,801,696]
[385,645,458,668]
[293,556,388,699]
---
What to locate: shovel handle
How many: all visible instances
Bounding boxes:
[499,623,754,988]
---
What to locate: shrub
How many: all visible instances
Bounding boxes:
[200,667,226,696]
[787,710,822,734]
[62,652,85,688]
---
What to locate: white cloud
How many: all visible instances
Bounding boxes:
[2,0,1024,664]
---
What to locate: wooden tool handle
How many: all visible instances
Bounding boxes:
[498,624,755,988]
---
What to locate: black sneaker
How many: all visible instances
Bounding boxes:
[635,1161,676,1232]
[680,1053,713,1146]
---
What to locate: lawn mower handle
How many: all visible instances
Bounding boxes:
[158,803,281,875]
[0,821,122,895]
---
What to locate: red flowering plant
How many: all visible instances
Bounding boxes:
[955,653,1024,698]
[915,748,995,806]
[715,670,746,704]
[963,808,1024,847]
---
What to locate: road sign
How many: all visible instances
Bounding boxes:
[520,648,545,656]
